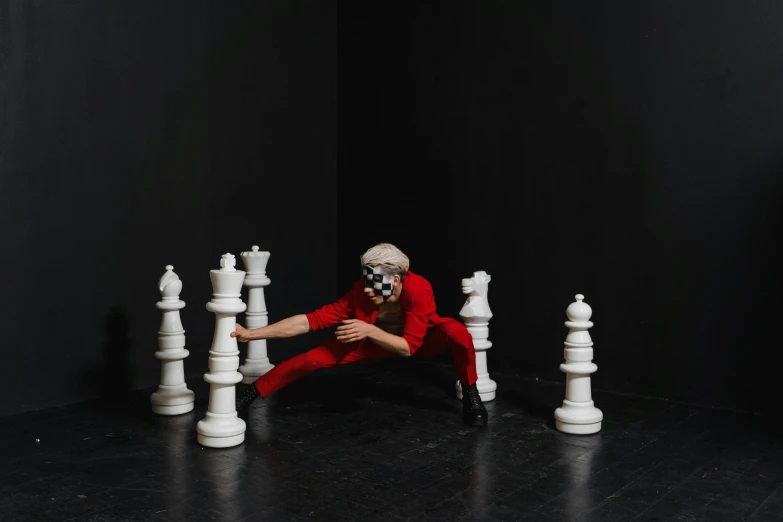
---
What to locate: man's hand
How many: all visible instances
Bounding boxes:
[335,319,376,344]
[231,323,253,342]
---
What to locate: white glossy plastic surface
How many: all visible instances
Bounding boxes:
[239,246,274,383]
[554,294,603,435]
[196,254,247,448]
[151,265,195,415]
[455,271,497,402]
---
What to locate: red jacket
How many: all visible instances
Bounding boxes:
[305,270,450,354]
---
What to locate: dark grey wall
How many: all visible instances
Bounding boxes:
[0,0,337,417]
[338,1,783,414]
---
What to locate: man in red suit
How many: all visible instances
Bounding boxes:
[233,243,488,426]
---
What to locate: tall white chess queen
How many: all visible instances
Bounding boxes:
[239,246,274,383]
[197,254,247,448]
[456,271,497,402]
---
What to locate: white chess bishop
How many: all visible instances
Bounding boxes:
[151,265,195,415]
[554,294,603,434]
[196,254,247,448]
[456,271,497,402]
[238,246,274,383]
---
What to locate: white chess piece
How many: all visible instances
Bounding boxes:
[456,271,497,402]
[238,246,274,383]
[197,254,247,448]
[554,294,603,434]
[151,265,195,415]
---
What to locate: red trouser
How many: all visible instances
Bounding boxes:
[254,318,478,397]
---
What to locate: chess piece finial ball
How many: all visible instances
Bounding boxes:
[251,245,259,252]
[567,293,592,323]
[166,265,174,271]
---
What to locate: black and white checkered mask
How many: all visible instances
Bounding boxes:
[362,266,394,299]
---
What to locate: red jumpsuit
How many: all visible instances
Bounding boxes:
[254,270,478,397]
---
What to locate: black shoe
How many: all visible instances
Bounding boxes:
[236,383,260,420]
[462,383,488,427]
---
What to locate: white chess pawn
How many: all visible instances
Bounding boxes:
[456,271,497,402]
[197,254,247,448]
[238,246,274,383]
[151,265,195,415]
[554,294,603,434]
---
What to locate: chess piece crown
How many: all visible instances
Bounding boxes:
[241,246,271,286]
[210,254,245,300]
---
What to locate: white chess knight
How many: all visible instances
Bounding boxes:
[456,271,497,402]
[238,246,274,383]
[197,254,247,448]
[554,294,603,434]
[151,265,195,415]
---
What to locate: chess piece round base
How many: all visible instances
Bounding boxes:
[554,399,603,435]
[197,432,245,448]
[555,420,602,435]
[152,401,194,416]
[196,413,246,448]
[455,379,497,402]
[151,386,195,415]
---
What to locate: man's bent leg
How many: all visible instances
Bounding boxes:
[416,319,478,386]
[254,339,358,397]
[237,340,398,418]
[415,319,486,427]
[237,340,385,418]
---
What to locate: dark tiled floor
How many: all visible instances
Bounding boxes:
[1,360,782,521]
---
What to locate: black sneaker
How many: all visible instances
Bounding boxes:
[236,383,260,420]
[462,383,488,427]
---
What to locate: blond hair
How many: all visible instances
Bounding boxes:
[360,243,410,276]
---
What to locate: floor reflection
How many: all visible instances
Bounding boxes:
[160,414,193,519]
[563,434,600,520]
[467,431,490,509]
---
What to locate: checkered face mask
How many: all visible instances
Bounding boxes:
[362,266,394,300]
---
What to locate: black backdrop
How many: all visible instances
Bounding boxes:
[2,1,781,417]
[337,1,783,415]
[0,0,337,417]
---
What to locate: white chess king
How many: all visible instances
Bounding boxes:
[456,271,497,402]
[151,265,195,415]
[238,246,274,383]
[197,253,247,448]
[554,294,603,434]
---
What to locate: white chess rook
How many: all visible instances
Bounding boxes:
[151,265,195,415]
[197,254,247,448]
[456,271,497,402]
[239,246,274,383]
[555,294,603,434]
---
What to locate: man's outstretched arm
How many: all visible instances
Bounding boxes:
[367,328,411,357]
[335,319,411,357]
[233,314,311,342]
